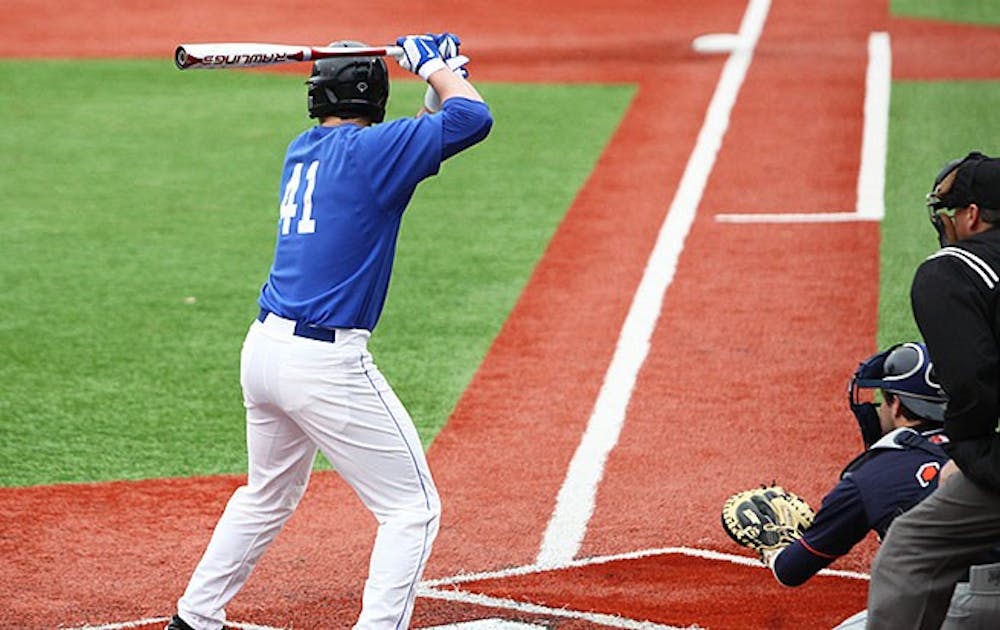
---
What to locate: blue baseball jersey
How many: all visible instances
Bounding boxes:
[772,427,948,586]
[258,97,492,330]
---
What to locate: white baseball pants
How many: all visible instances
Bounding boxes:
[177,313,441,630]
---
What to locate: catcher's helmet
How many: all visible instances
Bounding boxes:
[306,40,389,122]
[848,342,948,447]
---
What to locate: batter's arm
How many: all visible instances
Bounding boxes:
[425,64,484,105]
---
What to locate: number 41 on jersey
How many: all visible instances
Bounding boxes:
[279,160,319,235]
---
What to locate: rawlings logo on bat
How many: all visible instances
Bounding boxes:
[200,52,299,66]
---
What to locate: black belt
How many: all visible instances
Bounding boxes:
[257,308,337,343]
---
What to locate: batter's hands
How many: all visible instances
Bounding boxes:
[396,34,447,80]
[431,32,461,59]
[423,56,470,113]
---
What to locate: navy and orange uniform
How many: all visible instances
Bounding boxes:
[771,427,947,586]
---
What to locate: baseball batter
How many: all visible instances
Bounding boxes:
[165,33,492,630]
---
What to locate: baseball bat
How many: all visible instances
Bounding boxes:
[174,43,404,70]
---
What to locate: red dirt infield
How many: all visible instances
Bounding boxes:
[3,1,999,628]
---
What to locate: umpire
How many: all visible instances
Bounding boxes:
[867,152,1000,629]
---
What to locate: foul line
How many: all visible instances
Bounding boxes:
[715,30,891,224]
[534,0,772,569]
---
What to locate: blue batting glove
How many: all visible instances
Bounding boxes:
[446,54,469,77]
[431,32,461,59]
[396,34,446,81]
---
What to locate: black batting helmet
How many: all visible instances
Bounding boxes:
[306,40,389,122]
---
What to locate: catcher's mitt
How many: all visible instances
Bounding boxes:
[721,484,815,556]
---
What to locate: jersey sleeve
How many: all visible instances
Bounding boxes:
[438,97,493,160]
[771,478,870,586]
[356,98,492,212]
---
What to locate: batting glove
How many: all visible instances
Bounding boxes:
[396,34,447,81]
[423,55,471,112]
[431,32,461,59]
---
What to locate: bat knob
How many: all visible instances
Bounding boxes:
[174,46,189,70]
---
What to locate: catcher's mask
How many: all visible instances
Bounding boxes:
[307,40,389,123]
[926,151,1000,246]
[848,342,947,448]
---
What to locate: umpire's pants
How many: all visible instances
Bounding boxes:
[866,472,1000,630]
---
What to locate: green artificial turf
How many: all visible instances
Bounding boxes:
[879,80,1000,347]
[892,0,1000,25]
[0,60,635,486]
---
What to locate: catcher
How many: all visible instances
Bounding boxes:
[723,343,950,620]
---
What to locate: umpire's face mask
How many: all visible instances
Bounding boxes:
[926,152,991,247]
[927,162,964,247]
[929,207,961,247]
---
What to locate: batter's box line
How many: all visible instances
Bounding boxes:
[714,211,882,223]
[420,545,869,589]
[416,587,700,630]
[61,616,284,630]
[417,546,868,630]
[61,547,867,630]
[712,32,891,227]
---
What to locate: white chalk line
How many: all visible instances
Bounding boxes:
[418,545,867,629]
[423,545,869,588]
[856,31,892,220]
[416,588,700,630]
[61,618,284,630]
[715,30,891,224]
[61,545,867,630]
[534,0,773,569]
[422,621,546,630]
[715,211,880,223]
[61,618,171,630]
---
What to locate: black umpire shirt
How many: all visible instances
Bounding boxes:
[911,227,1000,492]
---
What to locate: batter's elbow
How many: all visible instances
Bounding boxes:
[468,109,493,145]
